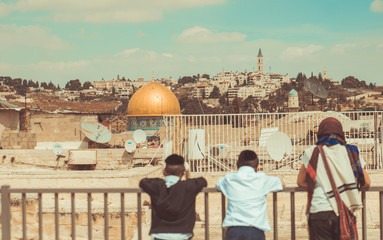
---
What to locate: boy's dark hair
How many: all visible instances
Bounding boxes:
[164,154,185,176]
[237,150,259,170]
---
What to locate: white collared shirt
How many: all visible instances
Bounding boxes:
[217,166,283,231]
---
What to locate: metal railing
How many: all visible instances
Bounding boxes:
[1,185,383,240]
[164,111,383,172]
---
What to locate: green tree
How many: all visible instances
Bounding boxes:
[341,76,360,88]
[219,95,226,106]
[260,100,269,112]
[65,79,82,90]
[83,81,92,89]
[209,86,221,99]
[178,76,196,85]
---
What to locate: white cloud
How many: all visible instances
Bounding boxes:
[0,0,225,23]
[115,48,158,60]
[30,60,90,71]
[175,26,246,43]
[136,31,146,38]
[280,45,324,60]
[0,24,71,51]
[162,53,174,58]
[53,10,163,23]
[378,43,383,48]
[330,43,356,54]
[0,62,14,72]
[0,3,11,17]
[371,0,383,12]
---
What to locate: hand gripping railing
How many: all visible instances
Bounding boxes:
[1,185,381,240]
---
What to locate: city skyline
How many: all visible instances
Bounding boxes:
[0,0,382,85]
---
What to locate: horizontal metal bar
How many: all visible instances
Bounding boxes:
[5,186,381,194]
[7,188,144,193]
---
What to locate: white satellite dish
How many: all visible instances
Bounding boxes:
[124,139,137,153]
[133,129,147,144]
[52,143,63,155]
[81,122,112,144]
[266,132,292,162]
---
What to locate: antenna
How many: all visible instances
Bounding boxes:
[81,122,112,144]
[266,132,292,162]
[124,139,137,153]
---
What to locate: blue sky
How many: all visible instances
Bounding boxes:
[0,0,382,85]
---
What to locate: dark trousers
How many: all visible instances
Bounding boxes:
[154,238,191,240]
[224,226,265,240]
[309,211,340,240]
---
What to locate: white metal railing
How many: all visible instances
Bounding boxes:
[164,111,383,172]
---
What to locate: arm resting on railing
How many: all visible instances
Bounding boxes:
[296,165,308,188]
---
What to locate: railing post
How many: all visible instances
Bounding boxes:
[204,192,209,240]
[137,192,142,240]
[362,191,366,240]
[380,191,383,240]
[1,185,11,240]
[273,192,278,240]
[374,112,378,167]
[221,193,226,240]
[290,192,296,240]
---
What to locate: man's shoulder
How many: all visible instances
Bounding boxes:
[184,177,207,183]
[304,145,317,155]
[139,177,164,186]
[181,177,207,188]
[140,177,163,182]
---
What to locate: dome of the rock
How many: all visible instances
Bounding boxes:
[127,82,181,116]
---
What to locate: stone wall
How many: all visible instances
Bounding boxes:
[0,148,163,170]
[0,109,20,130]
[29,113,97,142]
[1,130,37,149]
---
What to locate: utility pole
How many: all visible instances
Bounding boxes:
[24,90,28,132]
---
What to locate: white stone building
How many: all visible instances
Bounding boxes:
[192,85,214,99]
[288,89,299,112]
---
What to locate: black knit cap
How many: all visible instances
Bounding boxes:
[165,154,185,165]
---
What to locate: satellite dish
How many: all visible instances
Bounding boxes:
[81,122,112,144]
[133,129,147,144]
[210,144,231,159]
[52,143,63,155]
[124,139,137,153]
[326,111,351,120]
[304,78,328,98]
[266,132,292,162]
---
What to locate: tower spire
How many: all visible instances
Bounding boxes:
[257,48,264,73]
[152,71,154,82]
[257,48,263,57]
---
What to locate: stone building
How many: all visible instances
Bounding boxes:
[127,81,181,134]
[288,89,299,112]
[0,96,121,149]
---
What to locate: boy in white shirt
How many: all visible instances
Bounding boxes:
[217,150,285,240]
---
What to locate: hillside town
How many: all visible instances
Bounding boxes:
[1,48,381,118]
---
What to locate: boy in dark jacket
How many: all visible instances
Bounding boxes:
[139,154,207,240]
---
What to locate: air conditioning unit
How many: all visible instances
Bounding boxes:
[209,144,230,159]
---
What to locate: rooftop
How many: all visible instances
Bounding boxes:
[10,95,121,114]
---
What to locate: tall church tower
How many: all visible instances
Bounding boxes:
[257,48,264,73]
[323,68,327,80]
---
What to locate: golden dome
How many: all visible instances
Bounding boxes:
[127,82,181,116]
